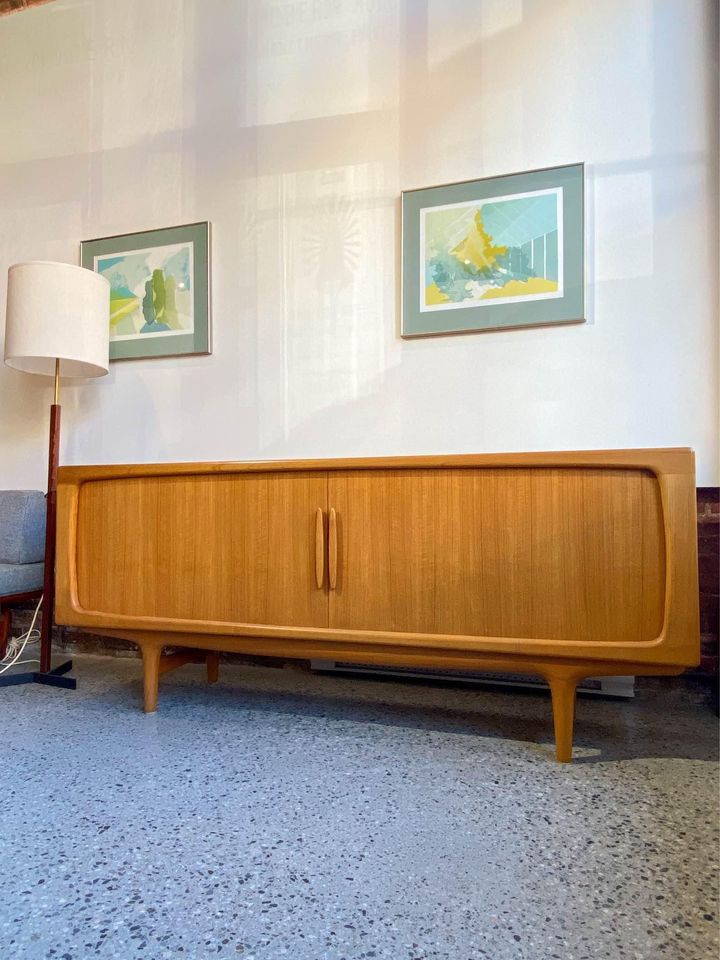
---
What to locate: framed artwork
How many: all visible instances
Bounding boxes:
[81,221,211,361]
[401,163,584,337]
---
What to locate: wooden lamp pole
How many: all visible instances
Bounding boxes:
[39,358,60,674]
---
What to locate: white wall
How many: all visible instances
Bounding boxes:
[0,0,718,486]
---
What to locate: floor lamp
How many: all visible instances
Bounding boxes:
[4,261,109,683]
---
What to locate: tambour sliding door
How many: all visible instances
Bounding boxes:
[326,467,665,643]
[75,471,329,629]
[69,461,668,646]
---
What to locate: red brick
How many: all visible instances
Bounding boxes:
[698,555,720,594]
[700,599,720,637]
[698,654,719,675]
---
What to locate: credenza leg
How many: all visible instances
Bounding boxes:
[141,644,161,713]
[207,651,220,684]
[547,672,579,763]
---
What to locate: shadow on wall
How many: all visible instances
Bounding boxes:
[208,0,717,455]
[0,0,716,476]
[0,364,50,475]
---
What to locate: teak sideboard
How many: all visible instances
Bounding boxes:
[55,449,699,762]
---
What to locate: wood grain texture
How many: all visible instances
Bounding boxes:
[73,471,329,630]
[328,507,338,590]
[0,0,55,17]
[547,672,581,763]
[141,644,160,713]
[95,626,689,677]
[56,447,693,483]
[55,450,698,672]
[328,467,664,644]
[206,651,220,683]
[40,403,61,673]
[314,508,325,590]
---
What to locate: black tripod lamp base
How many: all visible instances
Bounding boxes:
[0,658,76,690]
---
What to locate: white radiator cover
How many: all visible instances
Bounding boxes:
[310,661,635,698]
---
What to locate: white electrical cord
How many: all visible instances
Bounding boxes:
[0,595,43,674]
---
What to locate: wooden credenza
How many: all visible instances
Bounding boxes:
[55,449,699,762]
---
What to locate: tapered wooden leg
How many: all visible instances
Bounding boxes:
[206,651,220,684]
[548,674,578,763]
[141,645,161,713]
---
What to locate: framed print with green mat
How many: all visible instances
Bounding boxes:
[81,221,211,361]
[401,164,584,337]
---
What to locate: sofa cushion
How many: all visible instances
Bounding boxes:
[0,561,44,597]
[0,491,46,564]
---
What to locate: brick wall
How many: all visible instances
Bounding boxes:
[697,487,720,677]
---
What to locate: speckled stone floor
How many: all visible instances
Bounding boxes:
[0,656,718,960]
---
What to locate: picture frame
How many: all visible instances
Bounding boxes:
[81,221,211,361]
[401,163,584,337]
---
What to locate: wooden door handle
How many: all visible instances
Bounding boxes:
[328,507,338,590]
[315,508,325,589]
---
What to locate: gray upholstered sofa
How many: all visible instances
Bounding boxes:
[0,491,46,658]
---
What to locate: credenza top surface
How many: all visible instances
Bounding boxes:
[57,447,694,484]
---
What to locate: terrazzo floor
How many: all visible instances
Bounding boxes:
[0,656,718,960]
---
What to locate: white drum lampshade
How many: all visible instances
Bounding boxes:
[2,260,111,680]
[4,261,110,378]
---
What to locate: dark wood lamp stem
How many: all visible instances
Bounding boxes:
[39,358,60,673]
